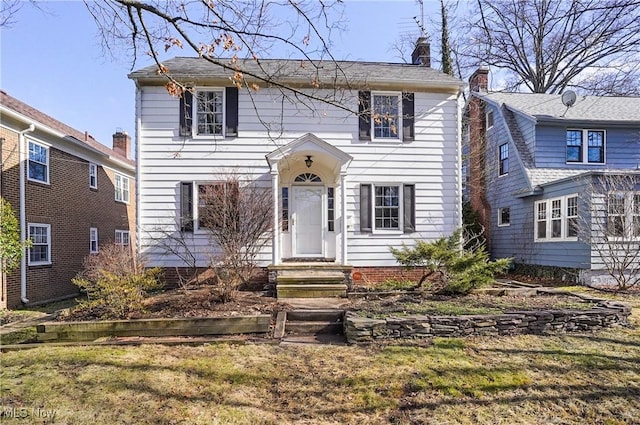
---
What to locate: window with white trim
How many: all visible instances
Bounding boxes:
[372,93,401,140]
[499,143,509,176]
[607,192,640,239]
[535,195,579,241]
[28,223,51,265]
[28,141,49,183]
[89,163,98,189]
[486,110,494,129]
[90,227,98,253]
[196,90,224,136]
[115,173,130,203]
[359,183,415,233]
[566,129,605,164]
[498,207,510,227]
[115,230,130,246]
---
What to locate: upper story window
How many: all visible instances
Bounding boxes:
[115,173,130,203]
[179,87,238,138]
[372,93,401,140]
[535,195,579,242]
[499,143,509,176]
[566,129,605,164]
[89,163,98,189]
[607,192,640,239]
[196,90,224,136]
[486,110,494,129]
[358,91,414,142]
[28,223,51,265]
[28,141,49,184]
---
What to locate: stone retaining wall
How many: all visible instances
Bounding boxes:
[345,300,631,343]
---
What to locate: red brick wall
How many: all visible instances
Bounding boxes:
[351,266,423,287]
[1,125,135,307]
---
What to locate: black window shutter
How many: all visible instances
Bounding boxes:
[225,87,239,137]
[403,184,415,233]
[180,182,194,232]
[360,184,372,232]
[402,92,415,142]
[358,91,371,141]
[179,90,193,137]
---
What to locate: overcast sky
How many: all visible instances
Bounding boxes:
[1,1,443,156]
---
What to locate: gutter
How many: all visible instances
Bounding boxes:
[19,123,36,304]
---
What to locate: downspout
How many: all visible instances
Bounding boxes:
[19,123,36,304]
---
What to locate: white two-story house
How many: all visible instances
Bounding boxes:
[129,40,464,297]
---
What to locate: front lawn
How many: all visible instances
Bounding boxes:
[1,288,638,424]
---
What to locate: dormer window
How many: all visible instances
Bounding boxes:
[566,129,605,164]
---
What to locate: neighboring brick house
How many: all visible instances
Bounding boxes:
[0,91,136,308]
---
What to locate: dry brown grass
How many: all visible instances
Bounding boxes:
[1,289,638,424]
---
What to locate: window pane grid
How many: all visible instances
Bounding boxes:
[587,131,604,163]
[28,142,48,182]
[197,91,223,135]
[28,225,49,263]
[327,187,335,232]
[566,130,583,162]
[373,95,399,139]
[281,187,289,232]
[374,186,399,229]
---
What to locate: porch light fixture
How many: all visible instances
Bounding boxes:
[305,155,313,168]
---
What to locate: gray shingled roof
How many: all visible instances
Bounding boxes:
[129,57,463,90]
[484,92,640,123]
[0,90,134,166]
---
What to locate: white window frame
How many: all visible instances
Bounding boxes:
[194,88,225,137]
[607,192,640,240]
[28,223,51,265]
[499,143,509,176]
[115,229,130,246]
[371,92,402,141]
[372,184,403,233]
[90,227,99,253]
[566,129,606,164]
[27,140,49,184]
[486,110,494,129]
[534,195,579,242]
[498,207,510,227]
[89,163,98,189]
[115,173,130,203]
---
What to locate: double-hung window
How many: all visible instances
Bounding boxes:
[499,143,509,176]
[115,174,130,203]
[28,141,49,183]
[535,195,579,241]
[89,163,98,189]
[372,93,401,140]
[115,230,130,246]
[566,129,605,164]
[360,183,415,233]
[358,91,414,142]
[196,90,224,136]
[28,223,51,265]
[498,207,510,227]
[90,227,98,253]
[607,192,640,239]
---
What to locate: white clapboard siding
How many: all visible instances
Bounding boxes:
[137,84,460,267]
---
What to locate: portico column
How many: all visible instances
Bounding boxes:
[340,171,348,265]
[270,167,280,265]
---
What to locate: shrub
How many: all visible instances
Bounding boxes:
[72,244,163,319]
[390,229,511,295]
[0,197,31,275]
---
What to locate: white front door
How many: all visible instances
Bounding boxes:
[292,186,323,256]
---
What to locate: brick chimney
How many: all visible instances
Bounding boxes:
[411,37,431,66]
[469,66,489,93]
[112,129,131,159]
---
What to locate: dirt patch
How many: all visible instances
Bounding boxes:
[60,287,292,321]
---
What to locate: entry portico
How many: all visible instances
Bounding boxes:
[266,133,353,266]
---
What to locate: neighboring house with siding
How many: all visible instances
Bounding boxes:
[465,68,640,285]
[129,39,465,296]
[0,91,136,308]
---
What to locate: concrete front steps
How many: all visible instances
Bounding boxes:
[269,263,352,299]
